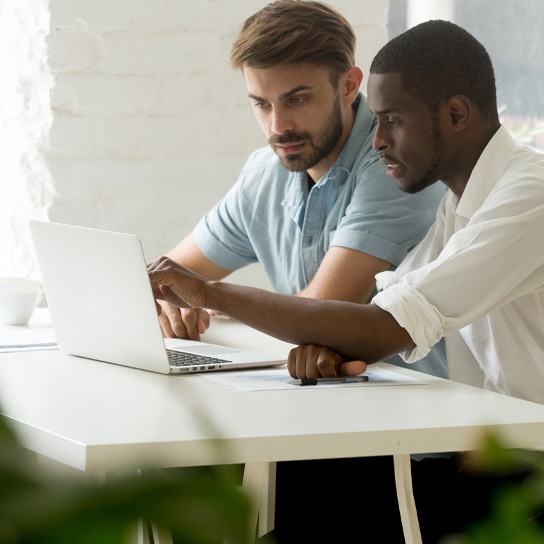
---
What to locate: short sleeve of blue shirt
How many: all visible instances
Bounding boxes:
[194,175,260,270]
[193,149,282,271]
[330,153,447,266]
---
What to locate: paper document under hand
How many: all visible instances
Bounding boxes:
[201,365,427,391]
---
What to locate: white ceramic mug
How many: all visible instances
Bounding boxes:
[0,278,42,326]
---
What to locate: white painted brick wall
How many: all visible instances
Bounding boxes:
[45,0,388,287]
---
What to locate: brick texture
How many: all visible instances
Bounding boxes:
[45,0,388,287]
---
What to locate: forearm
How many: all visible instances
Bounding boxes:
[167,232,232,281]
[148,256,414,361]
[295,247,391,304]
[205,280,414,363]
[296,281,372,304]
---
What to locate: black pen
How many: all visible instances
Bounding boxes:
[289,376,369,386]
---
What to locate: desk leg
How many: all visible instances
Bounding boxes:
[107,471,171,544]
[258,462,276,537]
[151,524,174,544]
[393,454,422,544]
[242,461,276,539]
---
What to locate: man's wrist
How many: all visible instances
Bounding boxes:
[203,280,220,313]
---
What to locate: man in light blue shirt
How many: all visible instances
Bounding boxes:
[160,0,447,376]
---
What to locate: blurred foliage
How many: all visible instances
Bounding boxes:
[499,105,544,149]
[0,412,253,544]
[507,118,544,148]
[446,435,544,544]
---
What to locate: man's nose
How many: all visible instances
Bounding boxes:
[372,121,389,151]
[271,106,294,135]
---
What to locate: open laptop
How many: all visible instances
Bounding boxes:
[29,220,286,375]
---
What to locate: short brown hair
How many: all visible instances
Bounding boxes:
[231,0,356,80]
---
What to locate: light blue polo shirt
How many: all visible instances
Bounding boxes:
[194,93,448,378]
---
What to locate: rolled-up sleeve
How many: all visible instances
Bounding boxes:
[373,170,544,364]
[373,276,446,362]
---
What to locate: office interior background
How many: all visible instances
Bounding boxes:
[1,0,543,287]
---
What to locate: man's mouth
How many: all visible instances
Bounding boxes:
[276,142,305,156]
[381,155,402,178]
[386,163,402,178]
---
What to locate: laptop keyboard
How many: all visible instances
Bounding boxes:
[167,349,232,370]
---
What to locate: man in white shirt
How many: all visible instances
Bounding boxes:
[149,20,544,542]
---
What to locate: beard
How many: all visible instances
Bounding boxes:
[269,93,344,172]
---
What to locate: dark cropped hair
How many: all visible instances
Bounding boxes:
[231,0,355,83]
[370,20,499,123]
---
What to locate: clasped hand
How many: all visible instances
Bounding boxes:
[287,344,367,379]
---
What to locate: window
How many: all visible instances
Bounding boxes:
[387,0,544,150]
[0,0,54,278]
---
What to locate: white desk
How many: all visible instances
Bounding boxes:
[3,312,544,543]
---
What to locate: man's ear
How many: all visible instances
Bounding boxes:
[448,95,472,131]
[340,65,363,105]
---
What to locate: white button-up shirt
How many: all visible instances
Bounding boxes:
[373,126,544,403]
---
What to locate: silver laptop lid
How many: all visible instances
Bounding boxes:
[30,220,171,374]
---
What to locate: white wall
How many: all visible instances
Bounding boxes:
[45,0,388,286]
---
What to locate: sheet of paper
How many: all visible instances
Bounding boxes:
[0,327,58,353]
[201,366,427,391]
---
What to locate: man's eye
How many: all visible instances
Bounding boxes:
[252,101,270,109]
[388,118,399,125]
[290,97,305,105]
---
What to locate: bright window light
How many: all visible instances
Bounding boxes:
[388,0,544,151]
[0,0,54,278]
